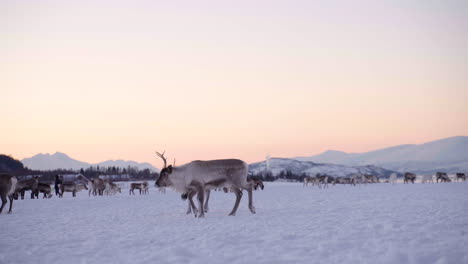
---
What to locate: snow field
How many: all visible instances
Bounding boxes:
[1,182,467,264]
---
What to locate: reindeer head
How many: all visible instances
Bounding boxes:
[155,151,173,188]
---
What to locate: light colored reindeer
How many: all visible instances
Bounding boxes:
[154,151,255,217]
[59,183,88,197]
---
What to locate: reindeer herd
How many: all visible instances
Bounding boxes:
[402,172,466,184]
[303,174,380,188]
[1,152,467,216]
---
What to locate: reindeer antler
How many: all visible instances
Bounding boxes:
[155,151,167,168]
[173,158,176,167]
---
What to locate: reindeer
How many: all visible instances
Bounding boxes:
[32,183,53,198]
[59,183,88,197]
[16,177,39,199]
[317,175,329,189]
[436,172,450,183]
[404,173,416,184]
[129,182,148,195]
[0,174,18,214]
[303,176,319,187]
[104,182,121,195]
[455,173,466,182]
[154,151,255,217]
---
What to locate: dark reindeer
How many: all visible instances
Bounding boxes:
[436,172,450,183]
[404,173,416,184]
[0,174,18,214]
[455,173,466,182]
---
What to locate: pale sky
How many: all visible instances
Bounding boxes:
[2,0,467,167]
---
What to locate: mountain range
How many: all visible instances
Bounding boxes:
[249,158,398,178]
[21,152,158,172]
[294,136,468,174]
[19,136,468,175]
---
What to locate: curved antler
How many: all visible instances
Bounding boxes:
[155,150,167,168]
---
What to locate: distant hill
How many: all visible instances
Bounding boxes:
[22,152,158,172]
[294,136,468,174]
[249,158,399,178]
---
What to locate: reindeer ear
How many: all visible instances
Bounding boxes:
[167,165,173,173]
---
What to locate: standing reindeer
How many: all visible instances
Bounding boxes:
[404,173,416,184]
[436,172,450,183]
[16,177,39,199]
[0,174,18,214]
[32,183,53,198]
[129,182,148,195]
[455,173,466,182]
[154,151,255,217]
[59,183,88,197]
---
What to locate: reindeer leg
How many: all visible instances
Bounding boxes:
[0,195,6,214]
[197,188,205,218]
[229,188,243,216]
[247,185,256,214]
[187,191,198,216]
[204,190,210,213]
[8,195,13,214]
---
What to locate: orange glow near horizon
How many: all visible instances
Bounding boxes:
[2,1,467,167]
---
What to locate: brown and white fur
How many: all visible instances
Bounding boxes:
[155,151,255,217]
[34,183,53,198]
[59,183,88,197]
[129,182,148,195]
[0,174,18,214]
[16,177,39,199]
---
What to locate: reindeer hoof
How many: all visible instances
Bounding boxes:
[229,212,236,216]
[249,206,256,214]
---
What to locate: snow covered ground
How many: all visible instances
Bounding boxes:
[1,182,467,264]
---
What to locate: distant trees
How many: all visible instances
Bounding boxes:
[0,153,158,182]
[0,154,25,173]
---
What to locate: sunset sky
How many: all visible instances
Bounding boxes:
[2,0,467,167]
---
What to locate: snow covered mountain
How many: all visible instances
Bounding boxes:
[22,152,158,171]
[294,136,468,174]
[249,158,398,178]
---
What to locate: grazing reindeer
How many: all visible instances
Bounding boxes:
[436,172,450,183]
[59,183,88,197]
[455,173,466,182]
[404,173,416,184]
[33,183,53,198]
[155,151,255,217]
[0,174,18,214]
[16,177,39,199]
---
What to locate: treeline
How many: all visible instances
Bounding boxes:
[0,154,158,182]
[250,170,310,182]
